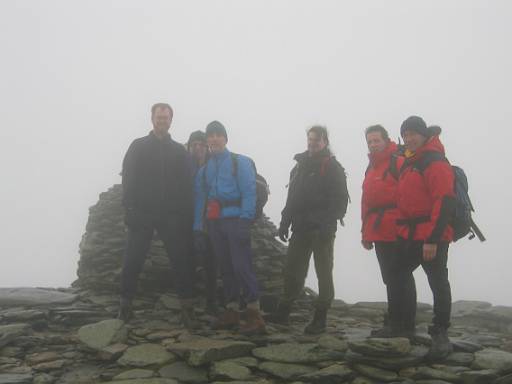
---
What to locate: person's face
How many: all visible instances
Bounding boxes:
[307,131,327,155]
[151,107,172,136]
[403,130,428,152]
[207,133,227,154]
[366,131,388,154]
[189,140,208,163]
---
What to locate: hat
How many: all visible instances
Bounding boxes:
[400,116,428,138]
[206,121,228,142]
[188,130,207,145]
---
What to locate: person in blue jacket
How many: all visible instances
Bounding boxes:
[194,121,266,335]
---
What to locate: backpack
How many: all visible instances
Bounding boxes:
[231,153,269,220]
[410,152,486,242]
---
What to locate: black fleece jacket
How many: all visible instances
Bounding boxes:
[281,148,349,234]
[122,131,193,219]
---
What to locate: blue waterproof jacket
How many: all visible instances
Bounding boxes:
[193,148,256,231]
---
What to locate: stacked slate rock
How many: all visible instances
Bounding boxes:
[74,184,288,299]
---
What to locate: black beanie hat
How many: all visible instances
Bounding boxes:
[206,121,228,142]
[400,116,428,138]
[187,130,207,146]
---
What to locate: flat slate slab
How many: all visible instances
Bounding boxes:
[167,338,255,366]
[0,288,77,307]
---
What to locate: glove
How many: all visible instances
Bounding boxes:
[278,224,289,242]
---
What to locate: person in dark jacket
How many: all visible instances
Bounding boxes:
[387,116,455,361]
[188,130,217,314]
[118,103,198,329]
[268,126,349,334]
[361,125,405,334]
[193,121,266,335]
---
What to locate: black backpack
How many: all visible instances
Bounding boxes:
[231,153,269,220]
[410,152,486,242]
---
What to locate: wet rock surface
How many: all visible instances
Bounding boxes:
[1,185,511,383]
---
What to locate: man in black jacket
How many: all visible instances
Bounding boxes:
[118,103,197,328]
[267,126,349,334]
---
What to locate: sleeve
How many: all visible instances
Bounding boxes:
[361,176,369,234]
[280,166,297,229]
[237,156,257,220]
[121,141,137,210]
[424,161,456,243]
[326,160,349,221]
[193,166,207,231]
[180,150,195,225]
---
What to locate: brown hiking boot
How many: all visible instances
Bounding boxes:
[212,309,240,330]
[240,308,267,335]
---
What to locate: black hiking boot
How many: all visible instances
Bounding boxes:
[304,308,327,335]
[117,297,133,322]
[264,302,291,325]
[426,325,453,361]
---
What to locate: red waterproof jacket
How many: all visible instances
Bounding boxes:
[361,142,404,242]
[397,135,455,243]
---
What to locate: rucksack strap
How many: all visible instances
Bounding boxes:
[397,216,430,242]
[469,217,486,242]
[364,204,397,230]
[414,151,448,174]
[319,156,332,176]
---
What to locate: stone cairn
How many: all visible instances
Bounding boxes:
[74,184,288,303]
[1,186,512,384]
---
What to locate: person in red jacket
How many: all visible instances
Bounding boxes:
[361,125,404,334]
[389,116,456,361]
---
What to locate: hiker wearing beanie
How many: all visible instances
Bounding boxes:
[361,125,405,335]
[266,126,349,335]
[119,103,198,329]
[387,115,456,361]
[193,121,266,335]
[188,130,218,315]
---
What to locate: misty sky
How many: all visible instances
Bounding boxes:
[1,0,511,306]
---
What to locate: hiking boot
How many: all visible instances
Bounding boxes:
[264,302,291,325]
[240,308,266,335]
[180,300,201,330]
[426,325,453,361]
[304,308,327,335]
[212,309,240,330]
[117,297,133,322]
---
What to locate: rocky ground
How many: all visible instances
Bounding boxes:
[1,287,512,384]
[2,185,511,383]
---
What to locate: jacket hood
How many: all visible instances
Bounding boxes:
[417,134,445,156]
[368,141,398,167]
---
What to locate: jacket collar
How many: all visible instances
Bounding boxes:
[148,130,172,143]
[294,147,332,163]
[368,141,398,167]
[408,135,445,161]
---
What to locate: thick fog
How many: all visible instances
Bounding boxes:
[1,1,511,305]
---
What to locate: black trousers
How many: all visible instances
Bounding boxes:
[120,214,196,300]
[194,235,218,305]
[374,241,398,316]
[388,238,451,329]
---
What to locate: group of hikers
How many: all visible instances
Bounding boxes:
[117,102,482,362]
